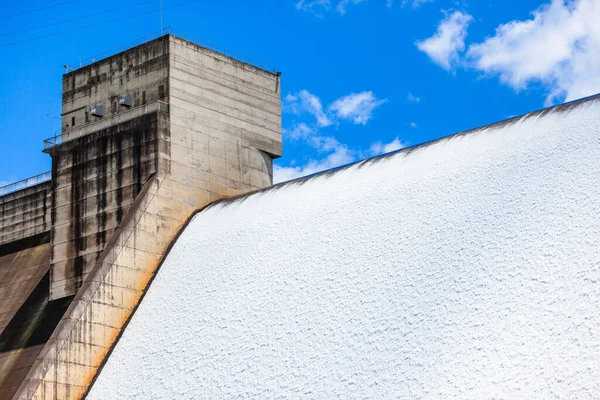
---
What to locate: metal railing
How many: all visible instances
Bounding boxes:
[64,29,172,73]
[171,30,277,73]
[0,172,52,197]
[44,101,169,150]
[64,27,277,74]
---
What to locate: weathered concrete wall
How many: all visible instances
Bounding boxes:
[0,238,51,343]
[89,95,600,400]
[12,34,282,400]
[168,35,281,196]
[0,184,52,246]
[50,35,171,301]
[49,113,160,300]
[50,35,282,301]
[13,113,177,400]
[0,345,44,400]
[61,36,169,138]
[0,234,51,400]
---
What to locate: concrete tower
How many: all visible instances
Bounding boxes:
[1,34,281,399]
[47,34,281,300]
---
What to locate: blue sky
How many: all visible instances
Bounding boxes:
[0,0,597,185]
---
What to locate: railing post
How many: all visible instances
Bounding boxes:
[43,101,169,150]
[0,171,52,197]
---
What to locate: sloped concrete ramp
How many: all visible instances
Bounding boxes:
[89,96,600,399]
[0,235,57,399]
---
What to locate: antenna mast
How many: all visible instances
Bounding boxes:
[160,0,163,34]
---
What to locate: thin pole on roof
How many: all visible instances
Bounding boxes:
[160,0,163,35]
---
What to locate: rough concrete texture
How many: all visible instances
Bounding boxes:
[0,238,50,335]
[0,183,52,246]
[48,113,160,300]
[89,96,600,399]
[60,36,169,136]
[0,235,51,400]
[50,35,170,301]
[167,36,280,199]
[50,34,281,301]
[0,345,44,400]
[11,34,281,399]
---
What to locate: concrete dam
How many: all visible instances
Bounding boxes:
[87,95,600,399]
[1,33,600,399]
[0,34,281,399]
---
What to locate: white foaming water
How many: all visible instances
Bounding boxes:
[89,98,600,399]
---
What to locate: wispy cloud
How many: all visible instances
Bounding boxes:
[407,92,421,103]
[368,137,408,156]
[402,0,433,8]
[467,0,600,105]
[296,0,416,16]
[295,0,331,17]
[337,0,368,15]
[285,90,386,126]
[309,135,344,152]
[284,122,315,140]
[274,135,408,183]
[278,89,396,183]
[284,90,333,127]
[416,10,472,71]
[274,144,354,183]
[329,91,387,125]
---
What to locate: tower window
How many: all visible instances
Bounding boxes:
[71,116,75,127]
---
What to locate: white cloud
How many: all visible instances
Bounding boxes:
[277,121,354,183]
[309,135,343,152]
[295,0,331,17]
[328,91,387,125]
[273,165,303,183]
[402,0,433,7]
[283,119,347,156]
[467,0,600,105]
[285,90,386,126]
[275,135,409,183]
[283,93,299,111]
[286,123,345,155]
[409,122,418,128]
[274,144,355,183]
[337,0,368,14]
[300,90,333,127]
[416,11,472,71]
[297,0,400,16]
[413,0,433,6]
[284,90,333,127]
[285,122,315,140]
[278,89,391,182]
[369,137,408,155]
[407,92,421,103]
